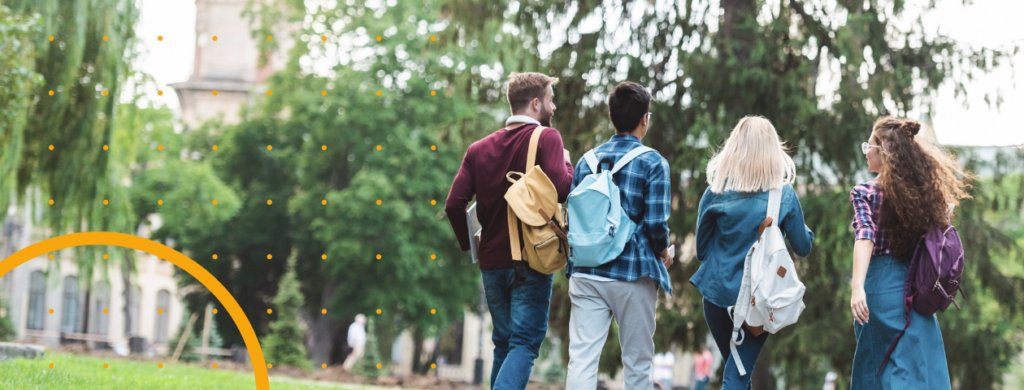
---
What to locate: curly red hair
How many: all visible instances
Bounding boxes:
[872,117,973,261]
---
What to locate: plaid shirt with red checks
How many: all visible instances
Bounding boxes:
[850,179,892,256]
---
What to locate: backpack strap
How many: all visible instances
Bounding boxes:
[583,150,599,174]
[767,187,782,226]
[609,145,655,174]
[525,126,547,171]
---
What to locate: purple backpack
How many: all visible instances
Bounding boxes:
[878,211,966,375]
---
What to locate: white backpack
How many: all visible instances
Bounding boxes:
[728,187,806,376]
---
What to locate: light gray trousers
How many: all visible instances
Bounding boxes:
[565,276,658,390]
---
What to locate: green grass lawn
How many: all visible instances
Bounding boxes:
[0,352,373,390]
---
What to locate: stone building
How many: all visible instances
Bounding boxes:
[1,191,184,355]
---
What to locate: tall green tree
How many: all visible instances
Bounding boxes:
[263,249,313,369]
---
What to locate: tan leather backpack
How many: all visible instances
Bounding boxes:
[504,126,569,275]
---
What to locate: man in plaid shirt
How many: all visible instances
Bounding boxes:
[564,82,674,390]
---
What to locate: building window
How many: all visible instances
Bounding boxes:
[92,282,110,335]
[127,286,141,336]
[61,276,79,333]
[27,271,46,330]
[154,289,171,343]
[437,320,464,366]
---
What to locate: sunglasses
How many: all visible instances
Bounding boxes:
[861,142,880,155]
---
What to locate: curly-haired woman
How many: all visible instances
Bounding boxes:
[849,117,971,389]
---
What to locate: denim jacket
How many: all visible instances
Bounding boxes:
[690,183,815,308]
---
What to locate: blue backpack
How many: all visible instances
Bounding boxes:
[567,146,654,268]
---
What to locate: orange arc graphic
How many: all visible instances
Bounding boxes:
[0,232,269,390]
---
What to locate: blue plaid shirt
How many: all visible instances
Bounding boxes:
[565,134,673,295]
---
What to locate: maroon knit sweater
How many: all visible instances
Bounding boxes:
[444,124,574,270]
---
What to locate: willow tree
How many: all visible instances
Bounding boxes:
[5,0,146,337]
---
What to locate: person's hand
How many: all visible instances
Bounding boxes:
[851,286,869,325]
[563,148,571,162]
[659,247,674,268]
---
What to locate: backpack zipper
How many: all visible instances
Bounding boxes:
[932,231,949,291]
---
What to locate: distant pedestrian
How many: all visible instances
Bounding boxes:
[652,351,675,390]
[693,349,712,390]
[342,314,367,371]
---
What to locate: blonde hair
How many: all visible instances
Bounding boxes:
[706,116,796,193]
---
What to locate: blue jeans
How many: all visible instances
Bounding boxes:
[703,298,769,390]
[481,267,553,390]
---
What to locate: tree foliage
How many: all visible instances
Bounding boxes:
[263,250,313,370]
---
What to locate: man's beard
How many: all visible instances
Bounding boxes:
[539,108,554,127]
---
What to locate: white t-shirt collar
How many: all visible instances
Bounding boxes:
[505,115,541,127]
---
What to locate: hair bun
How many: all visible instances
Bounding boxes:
[900,120,921,136]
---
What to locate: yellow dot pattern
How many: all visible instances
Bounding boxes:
[267,145,273,150]
[321,36,327,42]
[267,364,273,369]
[430,200,436,205]
[158,36,163,41]
[431,145,437,150]
[267,308,273,314]
[103,199,108,205]
[321,254,327,260]
[321,145,327,150]
[431,91,436,96]
[212,145,218,150]
[158,145,164,150]
[102,90,108,96]
[103,254,108,260]
[49,309,53,314]
[376,308,382,315]
[103,363,108,369]
[158,90,163,96]
[48,90,54,96]
[103,145,108,150]
[376,254,381,260]
[321,363,327,369]
[212,363,218,369]
[321,308,327,314]
[376,363,382,369]
[376,90,382,96]
[431,309,436,314]
[158,363,164,369]
[158,308,164,314]
[212,254,218,260]
[376,36,382,41]
[103,36,108,41]
[212,36,218,41]
[267,199,273,205]
[267,254,273,260]
[431,254,436,260]
[158,199,163,205]
[321,90,327,96]
[103,309,108,314]
[212,308,218,314]
[212,90,218,96]
[49,36,54,41]
[431,36,436,41]
[376,200,382,205]
[321,200,327,205]
[266,90,272,96]
[48,200,54,205]
[49,363,54,369]
[48,254,54,259]
[48,145,54,150]
[267,36,273,41]
[212,200,218,205]
[431,363,437,369]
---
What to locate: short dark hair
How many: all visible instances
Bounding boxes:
[506,72,559,113]
[607,82,651,133]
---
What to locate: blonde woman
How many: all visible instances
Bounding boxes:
[691,116,815,389]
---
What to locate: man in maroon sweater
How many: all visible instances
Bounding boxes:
[445,72,574,389]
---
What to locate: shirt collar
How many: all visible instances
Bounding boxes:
[505,115,541,127]
[610,133,641,143]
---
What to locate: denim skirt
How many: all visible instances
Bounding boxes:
[851,255,951,390]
